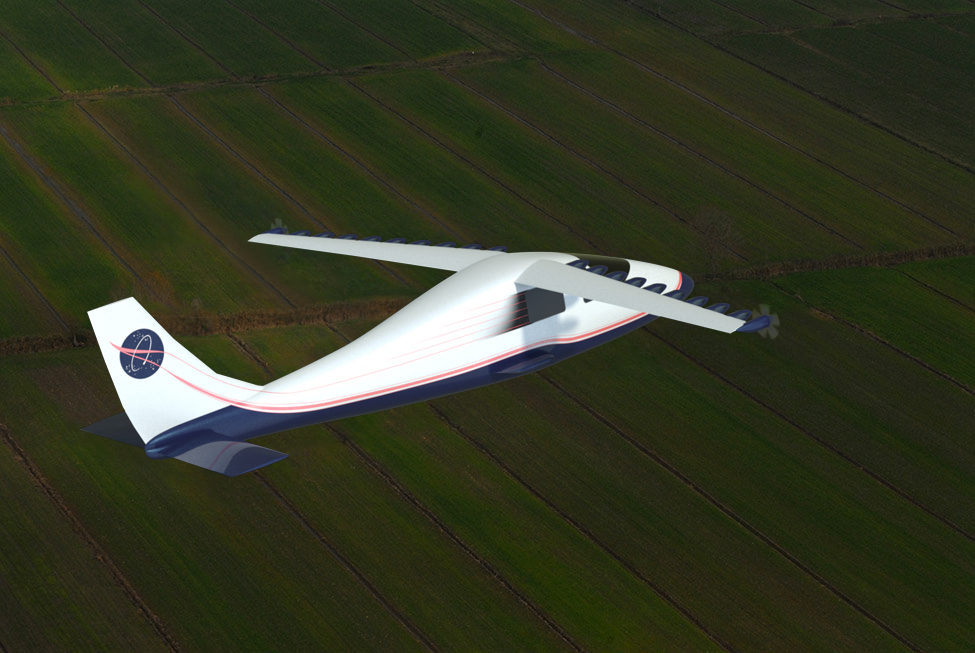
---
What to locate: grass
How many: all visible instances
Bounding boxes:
[1,0,972,649]
[57,0,227,86]
[452,57,953,258]
[357,69,715,271]
[765,0,905,23]
[129,0,312,78]
[0,135,132,329]
[429,371,900,650]
[534,50,971,248]
[320,0,483,60]
[720,29,974,169]
[239,325,571,650]
[656,274,975,534]
[268,77,583,254]
[454,0,975,238]
[176,85,449,291]
[863,18,975,76]
[545,305,974,651]
[221,0,405,70]
[694,0,833,29]
[0,345,426,651]
[83,94,415,306]
[774,265,975,388]
[0,33,58,102]
[0,425,166,651]
[897,255,975,309]
[244,322,715,650]
[0,0,145,94]
[1,103,281,315]
[0,253,59,337]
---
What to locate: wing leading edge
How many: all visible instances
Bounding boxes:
[517,259,746,333]
[249,232,505,272]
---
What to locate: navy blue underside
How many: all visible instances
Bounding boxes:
[146,314,659,458]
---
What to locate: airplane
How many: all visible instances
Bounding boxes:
[83,229,772,476]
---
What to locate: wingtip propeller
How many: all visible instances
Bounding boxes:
[736,314,772,333]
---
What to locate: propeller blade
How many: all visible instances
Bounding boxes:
[736,314,772,333]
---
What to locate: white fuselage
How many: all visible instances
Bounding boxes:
[220,252,683,415]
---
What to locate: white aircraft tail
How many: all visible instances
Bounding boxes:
[87,297,264,444]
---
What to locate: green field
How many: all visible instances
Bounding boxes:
[1,0,972,650]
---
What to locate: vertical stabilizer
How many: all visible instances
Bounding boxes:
[87,298,263,443]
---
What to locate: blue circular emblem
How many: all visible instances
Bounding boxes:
[119,329,164,379]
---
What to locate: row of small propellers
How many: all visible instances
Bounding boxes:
[565,259,779,337]
[263,226,508,251]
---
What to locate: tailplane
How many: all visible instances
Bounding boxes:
[85,298,285,476]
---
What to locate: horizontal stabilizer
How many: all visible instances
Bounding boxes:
[517,259,745,333]
[173,440,288,477]
[82,412,144,447]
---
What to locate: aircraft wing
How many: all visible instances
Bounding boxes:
[249,231,506,272]
[517,259,747,334]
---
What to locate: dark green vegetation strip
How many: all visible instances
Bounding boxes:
[0,423,171,651]
[457,0,975,236]
[0,349,428,650]
[774,266,975,389]
[237,326,579,650]
[1,0,973,649]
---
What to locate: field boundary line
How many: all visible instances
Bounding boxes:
[426,401,734,651]
[258,88,465,240]
[219,0,471,244]
[648,328,973,540]
[790,0,835,20]
[75,103,298,309]
[540,365,923,651]
[0,52,520,110]
[505,0,967,234]
[234,331,578,651]
[252,472,439,652]
[0,28,63,93]
[0,422,180,651]
[408,0,528,55]
[133,0,238,77]
[705,242,975,282]
[617,0,975,178]
[52,0,150,86]
[0,239,70,332]
[447,69,762,260]
[0,124,150,292]
[122,0,413,289]
[221,0,325,70]
[346,80,608,254]
[897,270,974,314]
[167,95,412,289]
[706,0,768,27]
[311,0,414,58]
[320,324,583,649]
[330,421,584,652]
[226,323,438,651]
[773,282,975,397]
[536,61,943,244]
[0,297,411,358]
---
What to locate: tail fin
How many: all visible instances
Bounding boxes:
[87,297,264,445]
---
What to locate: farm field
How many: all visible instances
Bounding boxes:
[0,0,972,650]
